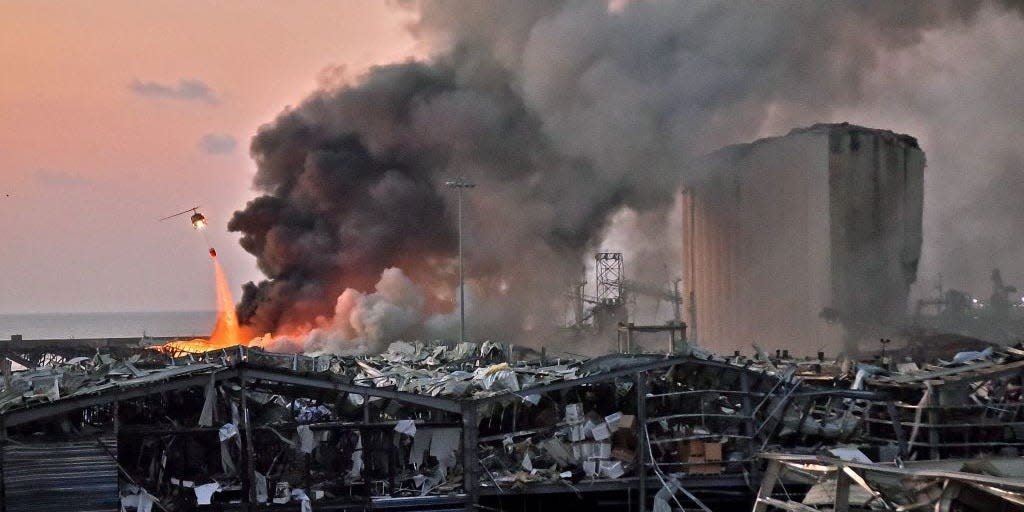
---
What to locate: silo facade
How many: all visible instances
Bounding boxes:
[682,123,924,355]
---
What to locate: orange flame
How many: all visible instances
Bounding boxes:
[158,255,252,354]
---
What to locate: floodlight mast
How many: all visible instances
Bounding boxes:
[445,177,475,343]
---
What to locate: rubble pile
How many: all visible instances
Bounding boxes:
[757,451,1024,511]
[750,342,1024,511]
[0,352,219,414]
[1,338,1023,511]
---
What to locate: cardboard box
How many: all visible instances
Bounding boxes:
[611,428,636,449]
[565,403,584,424]
[617,414,636,432]
[611,446,635,463]
[573,442,595,460]
[610,415,637,449]
[599,460,625,479]
[604,412,623,431]
[677,440,705,462]
[688,462,723,475]
[703,442,723,462]
[568,424,585,442]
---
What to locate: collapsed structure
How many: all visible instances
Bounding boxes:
[681,123,925,356]
[0,339,784,511]
[1,335,1023,512]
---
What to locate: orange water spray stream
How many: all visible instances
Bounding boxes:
[207,254,242,347]
[157,253,250,354]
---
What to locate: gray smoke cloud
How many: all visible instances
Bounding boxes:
[840,9,1024,300]
[198,133,237,155]
[230,0,1024,353]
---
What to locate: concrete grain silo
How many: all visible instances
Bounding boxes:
[681,123,924,355]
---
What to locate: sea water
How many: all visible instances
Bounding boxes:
[0,311,215,340]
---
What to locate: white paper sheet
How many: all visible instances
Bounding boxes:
[194,483,220,505]
[297,425,316,453]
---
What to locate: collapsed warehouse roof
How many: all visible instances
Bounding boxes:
[1,337,1023,512]
[0,339,791,511]
[754,452,1024,512]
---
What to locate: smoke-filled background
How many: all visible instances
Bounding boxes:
[228,0,1024,354]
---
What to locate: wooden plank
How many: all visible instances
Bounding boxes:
[757,496,820,512]
[834,468,852,512]
[752,460,782,512]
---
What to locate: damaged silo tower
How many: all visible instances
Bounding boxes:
[681,123,925,355]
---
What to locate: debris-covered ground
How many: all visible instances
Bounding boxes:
[1,338,1023,511]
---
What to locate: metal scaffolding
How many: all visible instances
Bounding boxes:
[595,252,625,305]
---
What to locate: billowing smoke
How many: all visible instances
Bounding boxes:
[231,0,1024,353]
[228,57,603,348]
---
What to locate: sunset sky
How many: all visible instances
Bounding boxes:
[4,1,1024,319]
[0,1,423,313]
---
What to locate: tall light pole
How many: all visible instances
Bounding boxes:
[445,177,475,343]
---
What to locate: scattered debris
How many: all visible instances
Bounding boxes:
[1,338,1022,511]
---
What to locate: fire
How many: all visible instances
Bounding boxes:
[208,255,242,346]
[158,254,252,354]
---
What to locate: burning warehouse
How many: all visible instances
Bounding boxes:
[681,123,925,357]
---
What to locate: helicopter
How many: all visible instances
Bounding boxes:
[160,207,217,257]
[160,206,208,230]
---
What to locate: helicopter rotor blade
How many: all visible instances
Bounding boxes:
[159,206,200,222]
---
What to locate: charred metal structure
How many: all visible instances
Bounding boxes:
[0,341,788,511]
[2,337,1024,511]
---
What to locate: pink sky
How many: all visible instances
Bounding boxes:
[4,1,1024,317]
[0,1,423,313]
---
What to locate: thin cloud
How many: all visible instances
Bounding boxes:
[34,169,91,188]
[198,133,238,154]
[130,79,219,104]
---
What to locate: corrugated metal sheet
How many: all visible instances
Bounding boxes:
[2,437,118,512]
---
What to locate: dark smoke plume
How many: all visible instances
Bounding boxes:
[231,0,1024,353]
[228,57,614,348]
